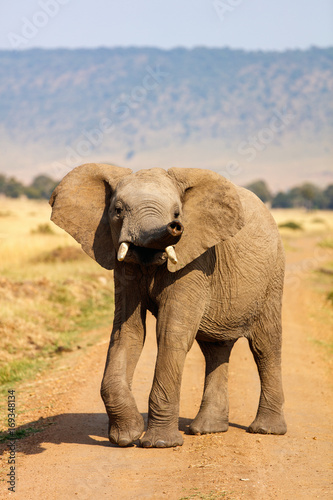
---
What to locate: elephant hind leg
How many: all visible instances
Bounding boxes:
[189,339,235,435]
[247,289,287,435]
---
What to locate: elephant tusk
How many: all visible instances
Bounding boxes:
[165,245,178,264]
[117,242,129,261]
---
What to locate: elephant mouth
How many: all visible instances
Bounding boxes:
[122,243,168,266]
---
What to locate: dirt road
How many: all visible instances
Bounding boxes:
[1,234,332,499]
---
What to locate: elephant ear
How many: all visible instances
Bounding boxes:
[49,163,132,270]
[167,168,245,272]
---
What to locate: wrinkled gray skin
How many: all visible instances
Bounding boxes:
[50,163,287,448]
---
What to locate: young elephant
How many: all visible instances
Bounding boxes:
[50,163,287,448]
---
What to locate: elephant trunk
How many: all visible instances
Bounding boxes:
[143,220,184,250]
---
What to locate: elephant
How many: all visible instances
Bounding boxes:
[50,163,287,448]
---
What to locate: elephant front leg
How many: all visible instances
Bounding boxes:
[140,345,187,448]
[140,271,207,448]
[189,339,235,435]
[101,264,147,446]
[140,301,205,448]
[101,335,145,447]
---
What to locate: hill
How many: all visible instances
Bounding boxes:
[0,47,332,189]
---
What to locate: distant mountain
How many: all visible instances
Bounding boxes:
[0,47,332,189]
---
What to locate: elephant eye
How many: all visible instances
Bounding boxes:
[174,210,180,219]
[114,202,123,217]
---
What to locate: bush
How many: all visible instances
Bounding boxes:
[31,223,55,235]
[278,221,303,230]
[327,290,333,305]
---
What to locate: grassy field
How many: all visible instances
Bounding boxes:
[0,197,114,394]
[0,197,332,396]
[273,208,333,358]
[272,208,333,234]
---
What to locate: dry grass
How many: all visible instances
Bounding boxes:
[0,197,114,391]
[0,197,72,278]
[271,208,333,235]
[271,208,333,357]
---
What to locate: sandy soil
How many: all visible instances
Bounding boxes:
[1,234,332,499]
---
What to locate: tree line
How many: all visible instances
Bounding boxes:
[245,180,333,210]
[0,173,333,210]
[0,174,58,199]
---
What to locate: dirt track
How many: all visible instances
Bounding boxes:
[2,234,333,499]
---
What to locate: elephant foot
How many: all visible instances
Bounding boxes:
[189,411,229,435]
[108,413,145,447]
[140,427,184,448]
[248,412,287,435]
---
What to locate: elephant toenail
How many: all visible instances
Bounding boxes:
[155,440,167,448]
[140,440,152,448]
[118,438,131,447]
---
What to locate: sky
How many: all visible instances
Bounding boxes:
[1,0,333,52]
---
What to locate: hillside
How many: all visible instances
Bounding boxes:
[0,47,332,189]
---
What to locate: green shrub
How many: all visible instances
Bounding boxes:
[327,290,333,305]
[278,221,303,230]
[31,223,55,235]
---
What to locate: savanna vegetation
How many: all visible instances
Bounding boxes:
[273,208,333,350]
[0,197,114,397]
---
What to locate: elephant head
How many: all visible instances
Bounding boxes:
[50,163,245,272]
